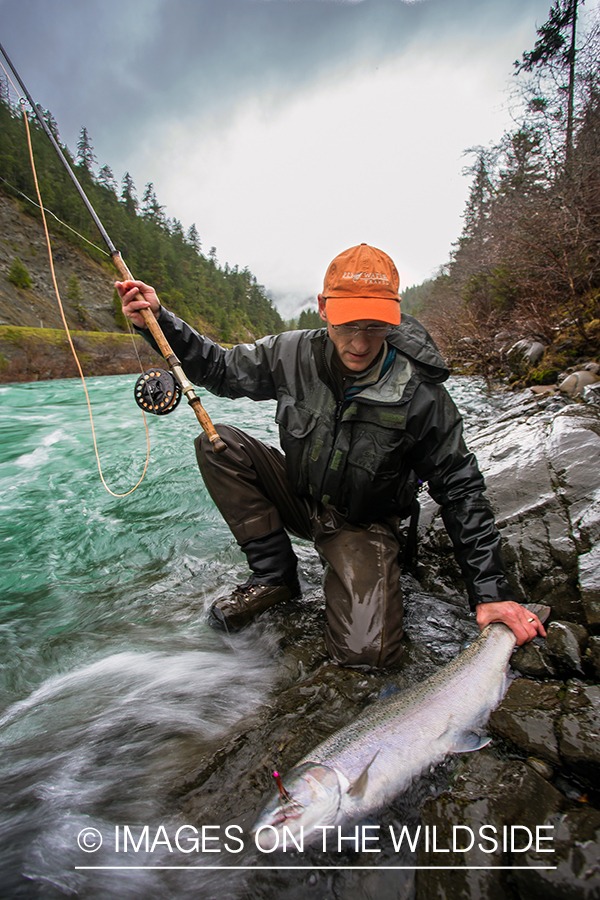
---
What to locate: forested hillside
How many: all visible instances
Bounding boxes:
[0,83,284,343]
[418,0,599,381]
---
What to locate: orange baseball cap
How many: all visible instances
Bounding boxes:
[322,243,401,325]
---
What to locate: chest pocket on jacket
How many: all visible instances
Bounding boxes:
[345,405,409,477]
[276,394,330,494]
[275,395,321,438]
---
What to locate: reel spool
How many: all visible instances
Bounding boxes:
[134,368,182,416]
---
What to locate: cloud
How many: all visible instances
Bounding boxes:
[0,0,553,146]
[4,0,595,312]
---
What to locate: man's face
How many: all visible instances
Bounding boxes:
[318,295,389,374]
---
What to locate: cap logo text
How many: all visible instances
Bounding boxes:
[342,271,390,286]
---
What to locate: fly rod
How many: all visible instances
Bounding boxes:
[0,40,227,453]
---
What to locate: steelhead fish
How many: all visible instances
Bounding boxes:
[253,603,550,848]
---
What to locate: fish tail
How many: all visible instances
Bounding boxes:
[522,602,551,625]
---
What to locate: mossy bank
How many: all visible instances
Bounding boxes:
[0,325,160,383]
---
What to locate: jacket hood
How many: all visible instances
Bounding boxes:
[388,313,449,382]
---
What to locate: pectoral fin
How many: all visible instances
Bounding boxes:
[347,750,380,798]
[452,731,492,754]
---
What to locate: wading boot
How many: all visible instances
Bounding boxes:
[208,578,300,632]
[208,527,300,632]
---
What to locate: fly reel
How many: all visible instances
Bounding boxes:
[134,368,182,415]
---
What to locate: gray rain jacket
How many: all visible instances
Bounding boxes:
[142,308,516,609]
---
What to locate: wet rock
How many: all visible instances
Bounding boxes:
[558,682,600,783]
[530,384,557,395]
[495,331,516,352]
[526,757,555,780]
[579,545,600,628]
[512,641,557,678]
[546,621,588,677]
[507,340,546,375]
[554,772,591,803]
[488,679,562,765]
[543,581,588,623]
[558,371,600,397]
[177,656,389,830]
[489,677,600,786]
[584,636,600,679]
[547,409,600,552]
[416,751,569,900]
[508,806,600,900]
[418,402,600,625]
[402,578,478,665]
[583,382,600,406]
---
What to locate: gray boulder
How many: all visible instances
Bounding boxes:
[558,371,600,397]
[506,339,546,375]
[583,382,600,405]
[419,400,600,626]
[546,621,588,677]
[558,681,600,783]
[489,679,562,764]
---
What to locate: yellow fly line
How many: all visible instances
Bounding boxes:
[19,99,151,498]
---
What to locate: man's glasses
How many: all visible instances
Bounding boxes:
[330,323,391,338]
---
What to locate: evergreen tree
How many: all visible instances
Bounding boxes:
[141,182,165,223]
[41,108,60,141]
[8,257,32,289]
[0,74,9,106]
[97,164,117,193]
[515,0,582,172]
[461,149,496,241]
[498,128,547,195]
[76,127,97,174]
[186,223,201,253]
[297,309,323,329]
[120,172,138,215]
[0,89,285,343]
[169,217,184,240]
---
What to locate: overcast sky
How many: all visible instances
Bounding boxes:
[1,0,598,316]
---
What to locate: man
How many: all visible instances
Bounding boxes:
[118,243,546,668]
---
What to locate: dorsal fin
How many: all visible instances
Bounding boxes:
[347,750,380,798]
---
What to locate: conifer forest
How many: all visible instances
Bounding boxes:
[0,82,285,343]
[0,0,598,372]
[413,0,600,382]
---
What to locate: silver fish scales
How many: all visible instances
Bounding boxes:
[253,604,550,848]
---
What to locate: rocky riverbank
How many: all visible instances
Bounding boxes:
[413,388,600,898]
[171,386,600,900]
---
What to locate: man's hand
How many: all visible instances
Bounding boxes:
[476,600,547,646]
[115,280,161,329]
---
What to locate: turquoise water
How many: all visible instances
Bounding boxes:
[0,376,287,898]
[0,373,505,899]
[0,377,285,694]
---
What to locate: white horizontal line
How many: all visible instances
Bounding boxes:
[75,865,557,871]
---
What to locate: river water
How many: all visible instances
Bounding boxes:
[0,374,511,899]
